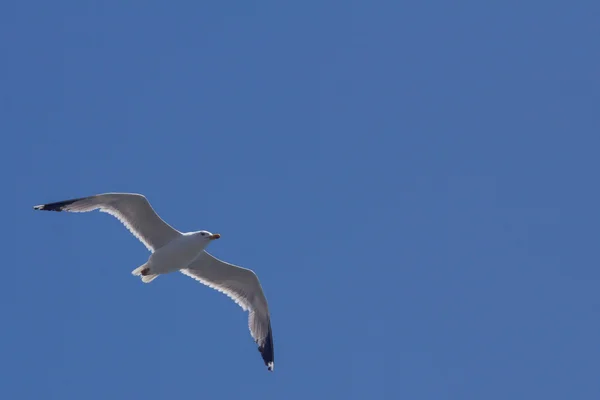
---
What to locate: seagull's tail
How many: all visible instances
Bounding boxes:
[132,264,159,283]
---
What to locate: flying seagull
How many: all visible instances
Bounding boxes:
[33,192,274,371]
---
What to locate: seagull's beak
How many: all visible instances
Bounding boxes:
[209,233,221,240]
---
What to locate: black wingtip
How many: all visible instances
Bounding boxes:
[33,198,81,212]
[258,320,274,371]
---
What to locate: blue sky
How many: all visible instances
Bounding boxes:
[2,1,599,399]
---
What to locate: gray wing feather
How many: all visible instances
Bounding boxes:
[33,193,181,252]
[181,251,274,370]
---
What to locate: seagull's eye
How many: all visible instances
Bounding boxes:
[200,232,205,236]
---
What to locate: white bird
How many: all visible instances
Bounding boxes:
[33,192,274,371]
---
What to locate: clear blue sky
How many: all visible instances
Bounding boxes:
[2,1,599,399]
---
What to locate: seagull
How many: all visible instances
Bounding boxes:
[33,192,274,371]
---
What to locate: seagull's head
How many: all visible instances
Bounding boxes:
[198,230,221,241]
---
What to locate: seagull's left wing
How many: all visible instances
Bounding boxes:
[181,251,274,371]
[33,193,181,252]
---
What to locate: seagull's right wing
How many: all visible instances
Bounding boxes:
[181,251,274,371]
[33,193,181,252]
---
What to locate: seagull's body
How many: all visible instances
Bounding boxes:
[33,193,274,371]
[132,231,217,282]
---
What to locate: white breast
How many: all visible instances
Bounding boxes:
[147,233,207,274]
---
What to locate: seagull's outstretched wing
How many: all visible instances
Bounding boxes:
[33,193,181,252]
[181,251,274,371]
